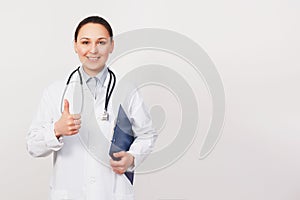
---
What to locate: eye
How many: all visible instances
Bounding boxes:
[81,41,89,45]
[98,41,107,45]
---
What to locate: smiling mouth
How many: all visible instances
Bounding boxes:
[87,56,100,61]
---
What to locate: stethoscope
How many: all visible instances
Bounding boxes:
[60,66,116,121]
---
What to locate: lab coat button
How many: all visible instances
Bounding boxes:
[89,177,96,184]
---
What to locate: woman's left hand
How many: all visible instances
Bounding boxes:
[110,151,134,174]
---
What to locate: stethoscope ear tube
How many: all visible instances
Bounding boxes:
[67,66,81,84]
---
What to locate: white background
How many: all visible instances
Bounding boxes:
[0,0,299,199]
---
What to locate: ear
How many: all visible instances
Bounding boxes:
[74,40,78,53]
[109,39,114,53]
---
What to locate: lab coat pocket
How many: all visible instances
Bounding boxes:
[50,189,86,200]
[49,189,69,200]
[49,185,85,200]
[113,173,135,200]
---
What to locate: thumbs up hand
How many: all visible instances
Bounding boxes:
[54,99,81,138]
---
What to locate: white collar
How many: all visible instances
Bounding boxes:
[80,65,108,87]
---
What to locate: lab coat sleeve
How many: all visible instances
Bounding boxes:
[127,90,158,171]
[27,85,64,157]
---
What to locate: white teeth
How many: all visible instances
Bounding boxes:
[87,57,100,61]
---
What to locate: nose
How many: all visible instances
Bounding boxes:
[89,43,98,54]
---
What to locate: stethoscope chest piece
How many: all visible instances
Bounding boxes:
[101,111,109,121]
[100,67,116,121]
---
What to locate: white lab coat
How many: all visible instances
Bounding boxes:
[27,68,157,200]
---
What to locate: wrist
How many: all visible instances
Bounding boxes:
[128,153,135,168]
[54,123,62,138]
[54,129,61,139]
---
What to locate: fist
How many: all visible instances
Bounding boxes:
[54,99,81,137]
[110,151,134,174]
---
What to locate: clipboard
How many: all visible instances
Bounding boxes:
[109,105,135,184]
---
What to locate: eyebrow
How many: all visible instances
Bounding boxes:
[80,37,108,40]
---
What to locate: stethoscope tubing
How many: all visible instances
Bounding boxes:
[60,66,84,114]
[105,68,116,112]
[60,66,115,116]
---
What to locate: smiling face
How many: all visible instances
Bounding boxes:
[74,23,114,76]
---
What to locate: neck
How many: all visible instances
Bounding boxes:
[82,65,105,77]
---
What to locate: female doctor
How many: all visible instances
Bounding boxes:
[27,16,157,200]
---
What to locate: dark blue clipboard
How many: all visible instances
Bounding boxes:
[109,105,135,184]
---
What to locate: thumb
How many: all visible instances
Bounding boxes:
[63,99,70,114]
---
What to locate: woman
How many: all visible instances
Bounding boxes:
[27,16,157,200]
